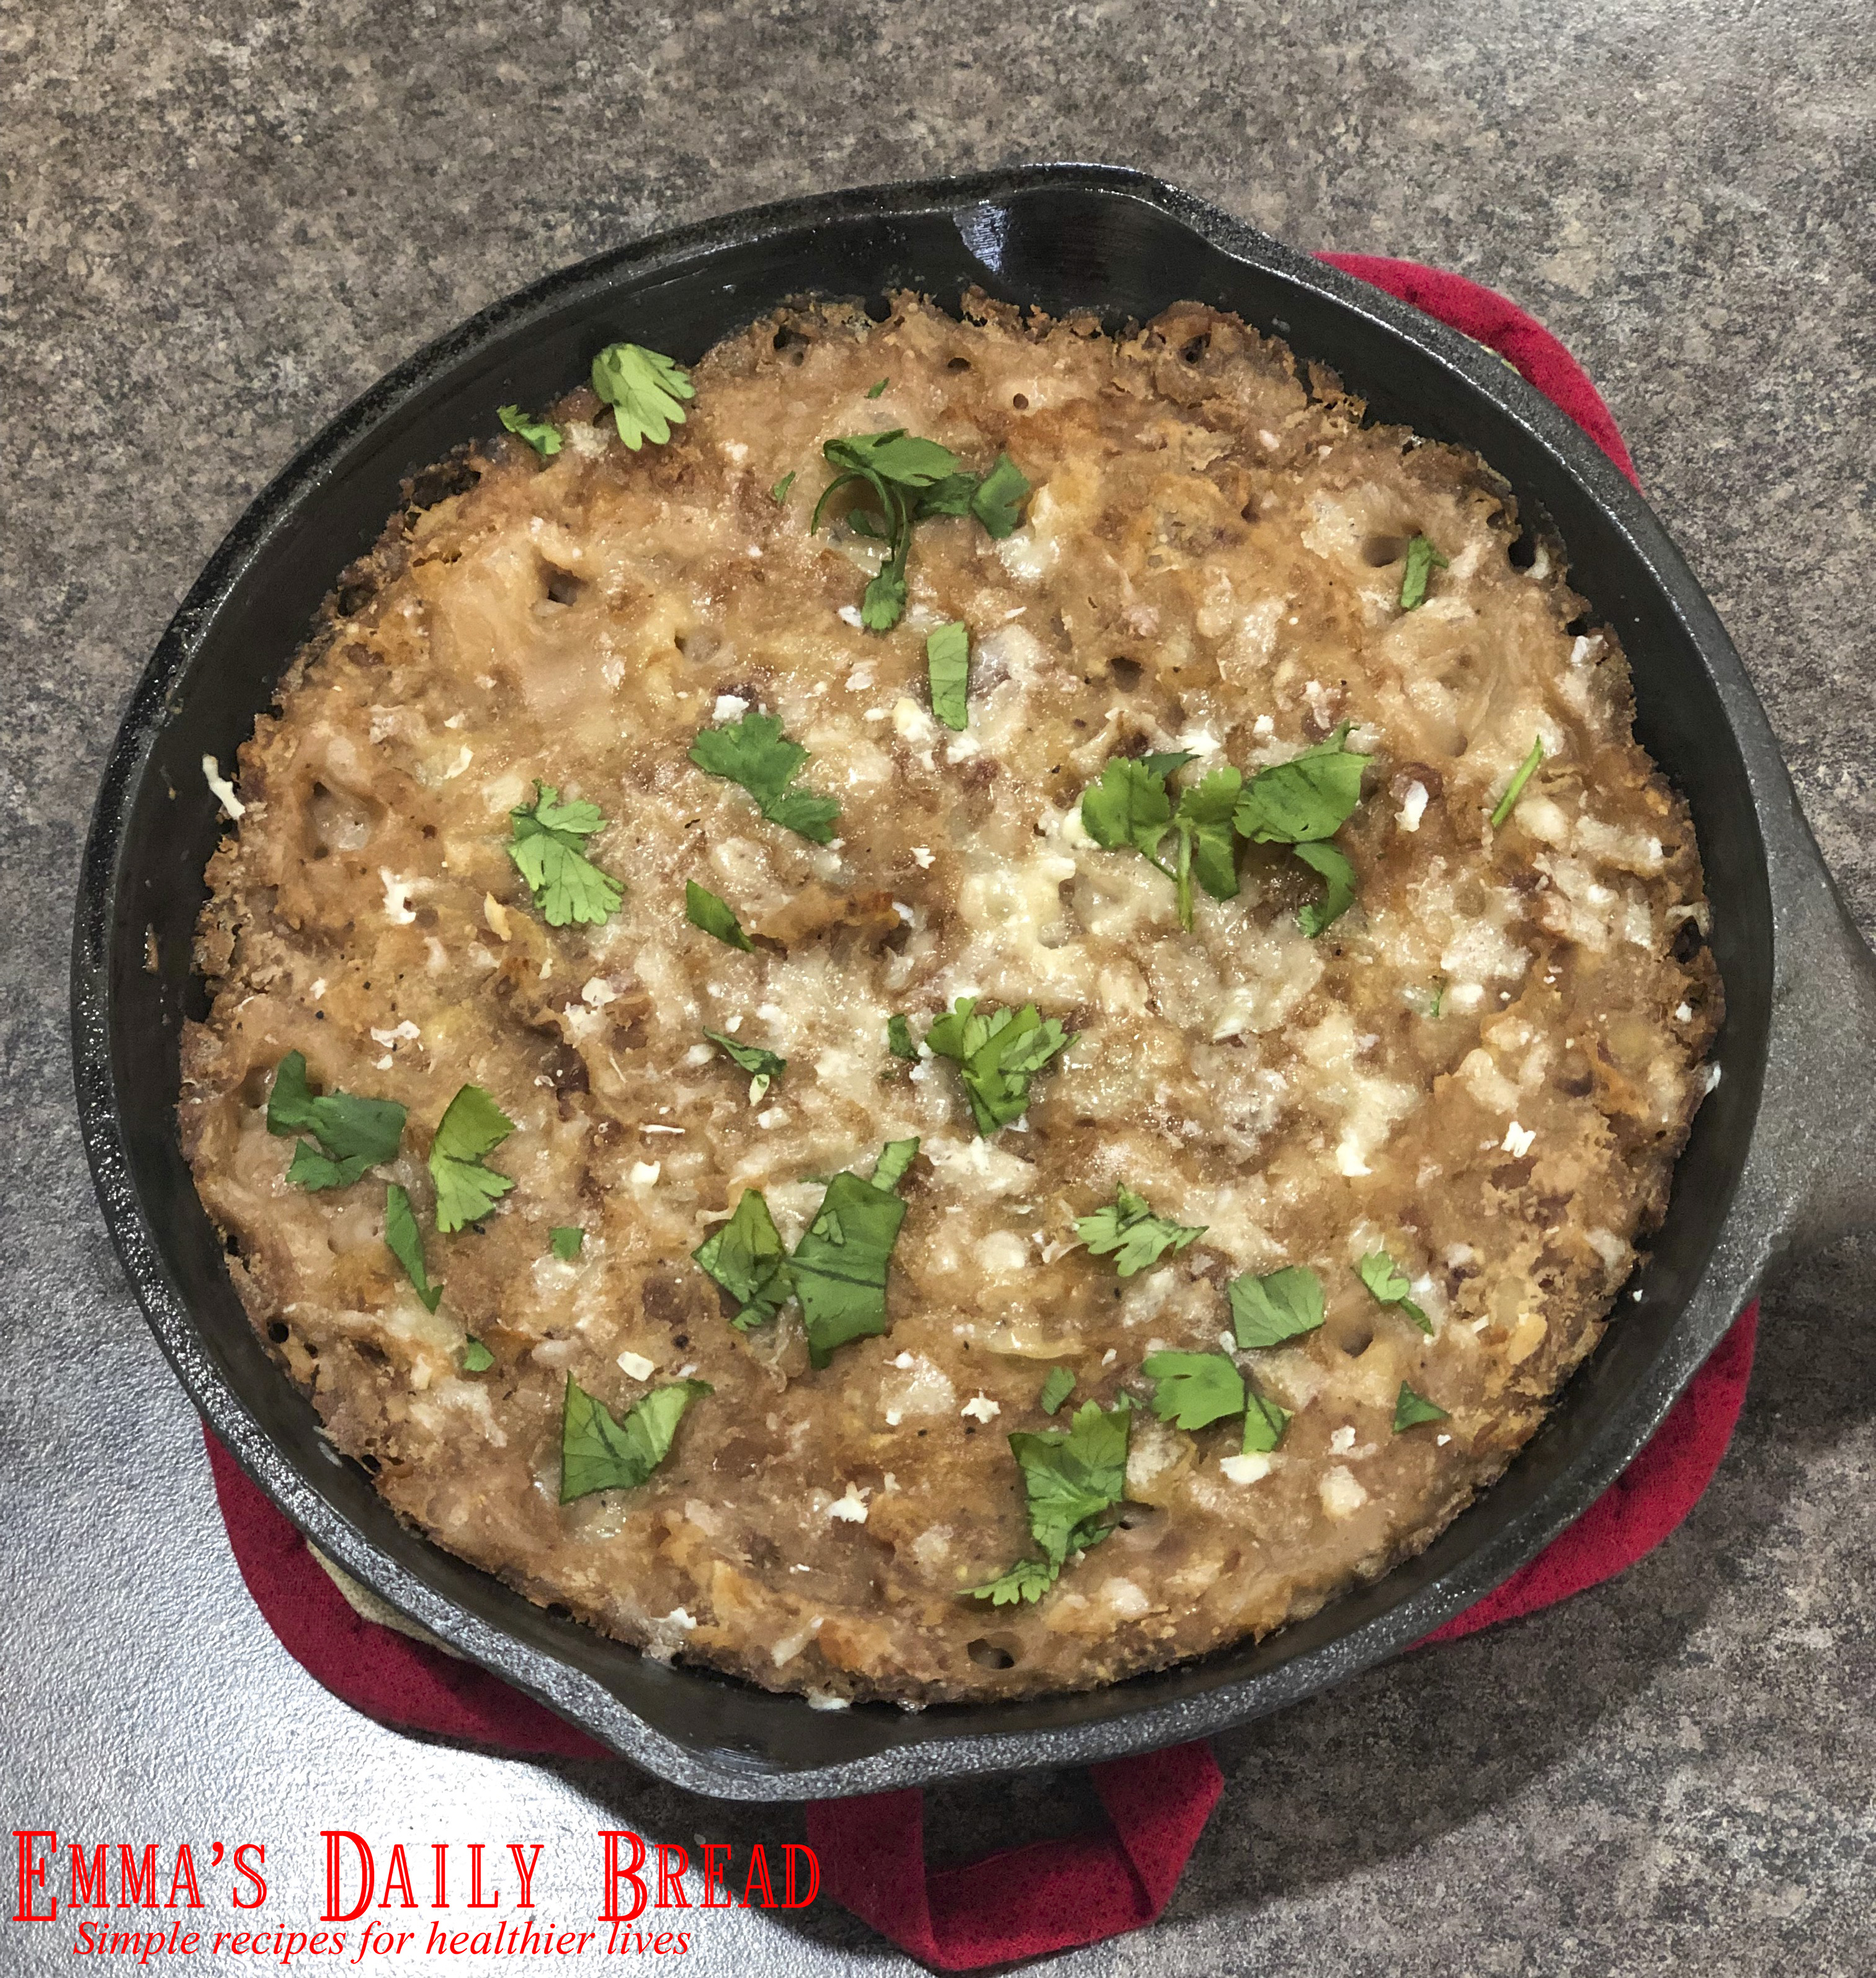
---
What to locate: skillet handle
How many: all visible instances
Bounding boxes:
[1757,840,1876,1258]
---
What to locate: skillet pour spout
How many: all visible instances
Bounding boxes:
[71,164,1876,1799]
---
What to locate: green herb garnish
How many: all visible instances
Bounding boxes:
[1490,736,1545,828]
[704,1028,785,1101]
[970,1398,1133,1605]
[1084,725,1368,935]
[560,1374,710,1502]
[1393,1382,1450,1432]
[1142,1351,1244,1432]
[694,1142,918,1356]
[686,881,754,952]
[791,1142,918,1367]
[462,1339,495,1373]
[1232,724,1369,845]
[1227,1265,1326,1350]
[550,1225,584,1262]
[1038,1366,1076,1415]
[1075,1184,1205,1278]
[887,1014,918,1061]
[498,404,561,456]
[865,376,888,399]
[508,782,625,927]
[870,1137,921,1193]
[1082,754,1251,929]
[962,454,1032,538]
[1081,756,1174,866]
[589,342,694,451]
[428,1084,516,1234]
[267,1051,406,1192]
[770,470,795,504]
[692,1189,793,1330]
[926,621,970,731]
[1399,533,1449,610]
[1295,840,1358,938]
[924,997,1074,1136]
[688,711,840,844]
[385,1182,442,1311]
[810,430,1030,632]
[968,1557,1061,1605]
[1241,1386,1293,1453]
[1358,1250,1431,1335]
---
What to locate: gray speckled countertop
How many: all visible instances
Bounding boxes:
[4,4,1874,1973]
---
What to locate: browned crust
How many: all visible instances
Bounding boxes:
[181,292,1719,1704]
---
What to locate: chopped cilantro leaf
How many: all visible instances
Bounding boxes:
[285,1143,375,1190]
[926,621,970,731]
[1084,755,1243,929]
[1359,1250,1432,1334]
[1232,725,1369,845]
[1400,533,1449,610]
[1295,840,1358,937]
[462,1339,495,1373]
[865,376,889,399]
[861,563,908,632]
[692,1189,792,1329]
[508,782,625,927]
[1016,1398,1133,1564]
[1141,750,1195,782]
[498,404,561,456]
[1393,1381,1450,1432]
[1039,1366,1076,1415]
[792,1159,912,1368]
[1228,1265,1325,1350]
[686,880,754,952]
[969,1556,1062,1606]
[870,1137,921,1193]
[1171,765,1244,928]
[770,470,795,504]
[1081,757,1172,867]
[967,453,1032,538]
[887,1014,918,1061]
[560,1374,710,1502]
[550,1225,584,1262]
[428,1084,516,1234]
[1075,1183,1205,1277]
[811,432,1030,632]
[694,1142,916,1351]
[1242,1386,1293,1453]
[688,711,840,844]
[971,1397,1133,1603]
[267,1051,406,1192]
[383,1183,442,1312]
[1490,736,1545,828]
[589,341,694,451]
[704,1027,785,1101]
[1143,1350,1245,1431]
[924,997,1075,1136]
[823,430,961,486]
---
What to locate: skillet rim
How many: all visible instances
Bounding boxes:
[73,162,1803,1798]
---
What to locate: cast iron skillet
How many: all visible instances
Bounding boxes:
[73,165,1876,1801]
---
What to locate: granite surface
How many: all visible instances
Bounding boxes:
[4,2,1874,1972]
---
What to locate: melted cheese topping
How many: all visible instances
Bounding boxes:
[181,294,1720,1704]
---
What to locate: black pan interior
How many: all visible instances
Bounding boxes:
[79,168,1771,1792]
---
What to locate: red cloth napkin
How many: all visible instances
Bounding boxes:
[201,257,1755,1971]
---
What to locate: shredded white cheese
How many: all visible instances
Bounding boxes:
[202,755,244,821]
